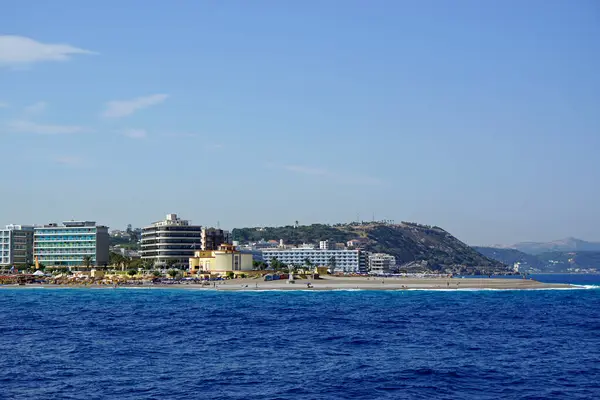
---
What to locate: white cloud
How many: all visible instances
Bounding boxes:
[102,94,169,118]
[122,129,147,139]
[24,101,47,115]
[8,120,89,135]
[0,35,96,67]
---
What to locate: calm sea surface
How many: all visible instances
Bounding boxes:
[1,275,599,399]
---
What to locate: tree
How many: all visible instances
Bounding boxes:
[129,258,144,270]
[127,269,137,277]
[121,256,132,271]
[270,257,280,271]
[328,256,337,274]
[165,259,178,270]
[152,270,162,278]
[142,259,155,270]
[167,269,179,279]
[304,258,313,271]
[82,255,93,269]
[253,260,266,270]
[226,271,235,279]
[110,252,123,267]
[287,264,297,276]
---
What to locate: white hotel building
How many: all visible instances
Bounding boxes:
[141,214,202,268]
[261,248,367,273]
[368,253,397,274]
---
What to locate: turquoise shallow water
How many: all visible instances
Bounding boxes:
[1,278,599,399]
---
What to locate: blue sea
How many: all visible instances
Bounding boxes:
[1,275,599,399]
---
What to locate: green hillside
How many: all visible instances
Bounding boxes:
[233,222,509,275]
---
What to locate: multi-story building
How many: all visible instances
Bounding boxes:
[0,225,34,267]
[141,214,202,268]
[201,228,231,251]
[319,240,333,250]
[262,248,367,273]
[34,221,109,267]
[368,253,397,274]
[189,244,253,274]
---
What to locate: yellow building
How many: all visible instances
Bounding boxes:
[314,266,329,276]
[189,244,253,274]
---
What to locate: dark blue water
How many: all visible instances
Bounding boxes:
[1,283,599,399]
[460,274,600,287]
[532,273,600,286]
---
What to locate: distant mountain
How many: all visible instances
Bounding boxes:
[510,238,600,255]
[473,246,600,273]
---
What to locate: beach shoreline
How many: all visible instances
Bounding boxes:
[0,277,577,291]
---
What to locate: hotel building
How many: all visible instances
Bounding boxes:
[261,248,367,273]
[368,253,397,274]
[0,225,34,267]
[201,228,232,251]
[141,214,202,268]
[34,221,109,267]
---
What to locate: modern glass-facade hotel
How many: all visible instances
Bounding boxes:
[34,221,109,267]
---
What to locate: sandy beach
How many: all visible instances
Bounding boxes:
[205,276,575,291]
[1,276,576,290]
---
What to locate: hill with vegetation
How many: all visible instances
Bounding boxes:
[473,247,545,269]
[473,247,600,272]
[233,222,509,275]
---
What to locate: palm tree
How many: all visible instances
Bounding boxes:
[328,256,336,274]
[304,257,313,272]
[287,264,297,281]
[143,259,155,271]
[270,257,280,271]
[165,259,178,270]
[82,255,93,269]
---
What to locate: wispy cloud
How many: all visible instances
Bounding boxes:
[0,35,96,67]
[0,102,8,108]
[274,163,384,185]
[102,94,169,118]
[53,156,83,166]
[283,165,330,176]
[163,132,199,138]
[121,128,147,139]
[24,101,47,115]
[8,120,89,135]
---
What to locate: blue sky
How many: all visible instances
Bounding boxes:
[1,0,599,245]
